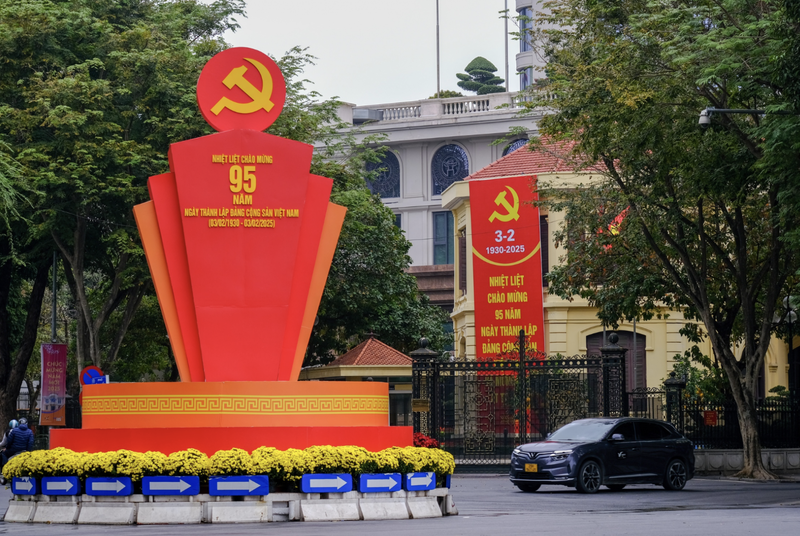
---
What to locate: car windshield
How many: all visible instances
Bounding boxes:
[547,421,616,442]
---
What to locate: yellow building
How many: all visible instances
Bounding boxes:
[442,142,794,394]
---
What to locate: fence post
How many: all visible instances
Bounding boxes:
[518,329,527,445]
[410,338,439,440]
[600,332,628,417]
[664,371,687,431]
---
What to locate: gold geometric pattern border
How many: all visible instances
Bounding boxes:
[82,395,388,415]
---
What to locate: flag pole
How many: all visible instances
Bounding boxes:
[505,0,509,92]
[436,0,441,97]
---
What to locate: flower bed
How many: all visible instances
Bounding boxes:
[3,445,455,492]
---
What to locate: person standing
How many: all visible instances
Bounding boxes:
[0,419,18,451]
[2,418,33,462]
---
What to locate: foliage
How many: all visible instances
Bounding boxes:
[766,385,791,400]
[166,448,210,477]
[429,90,464,99]
[2,445,456,489]
[456,56,506,95]
[669,348,731,404]
[0,0,245,379]
[526,0,800,478]
[208,447,254,477]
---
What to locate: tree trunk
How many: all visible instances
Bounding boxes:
[0,259,50,431]
[716,342,775,479]
[53,217,145,372]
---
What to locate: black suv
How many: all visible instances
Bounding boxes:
[509,417,695,493]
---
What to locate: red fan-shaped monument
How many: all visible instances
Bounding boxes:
[51,48,411,455]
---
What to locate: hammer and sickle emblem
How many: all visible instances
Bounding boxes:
[489,186,520,223]
[211,58,274,116]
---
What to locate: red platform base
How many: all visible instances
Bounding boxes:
[50,426,412,455]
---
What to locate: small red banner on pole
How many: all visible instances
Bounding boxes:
[40,343,68,426]
[703,410,718,426]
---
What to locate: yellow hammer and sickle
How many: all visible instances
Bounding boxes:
[489,186,520,222]
[211,58,274,116]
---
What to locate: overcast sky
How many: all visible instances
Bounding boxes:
[225,0,519,106]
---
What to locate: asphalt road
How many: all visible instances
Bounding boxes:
[1,476,799,535]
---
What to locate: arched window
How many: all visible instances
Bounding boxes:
[366,150,401,198]
[503,139,529,156]
[431,144,469,195]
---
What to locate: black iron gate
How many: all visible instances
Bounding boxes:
[411,333,630,467]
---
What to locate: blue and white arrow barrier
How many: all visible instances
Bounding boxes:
[209,475,269,496]
[404,472,436,491]
[300,473,353,493]
[41,476,80,496]
[359,473,402,493]
[11,477,36,495]
[86,477,133,496]
[142,476,200,496]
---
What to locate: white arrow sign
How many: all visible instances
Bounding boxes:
[409,473,433,487]
[366,476,398,489]
[91,480,126,493]
[150,479,191,493]
[217,479,261,493]
[46,480,74,492]
[308,476,347,490]
[15,479,33,492]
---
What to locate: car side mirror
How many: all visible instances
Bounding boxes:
[610,433,625,441]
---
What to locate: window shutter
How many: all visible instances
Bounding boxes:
[540,216,549,287]
[458,233,467,294]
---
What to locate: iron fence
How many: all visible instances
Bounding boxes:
[677,399,800,450]
[412,334,800,468]
[412,337,628,466]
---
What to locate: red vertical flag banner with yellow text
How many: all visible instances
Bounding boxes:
[40,343,68,426]
[470,176,545,359]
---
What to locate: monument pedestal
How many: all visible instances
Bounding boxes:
[52,382,411,455]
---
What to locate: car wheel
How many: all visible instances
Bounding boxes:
[576,460,602,494]
[516,483,541,492]
[606,484,626,491]
[663,459,687,491]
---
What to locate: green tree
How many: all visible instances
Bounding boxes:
[0,0,244,379]
[526,0,800,478]
[456,56,506,95]
[306,160,450,364]
[0,140,51,430]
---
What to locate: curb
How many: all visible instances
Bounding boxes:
[4,488,458,524]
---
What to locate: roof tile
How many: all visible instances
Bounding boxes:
[467,139,605,181]
[327,337,412,367]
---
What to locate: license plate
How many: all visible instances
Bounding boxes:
[525,463,538,473]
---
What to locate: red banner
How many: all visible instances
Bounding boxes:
[40,343,68,426]
[470,176,545,359]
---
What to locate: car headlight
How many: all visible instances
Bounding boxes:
[550,449,573,461]
[512,448,522,457]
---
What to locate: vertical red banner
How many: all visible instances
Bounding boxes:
[470,176,545,359]
[40,343,68,426]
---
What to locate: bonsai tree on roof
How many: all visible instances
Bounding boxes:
[456,56,505,95]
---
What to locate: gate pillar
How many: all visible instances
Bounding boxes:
[664,371,687,430]
[411,338,438,438]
